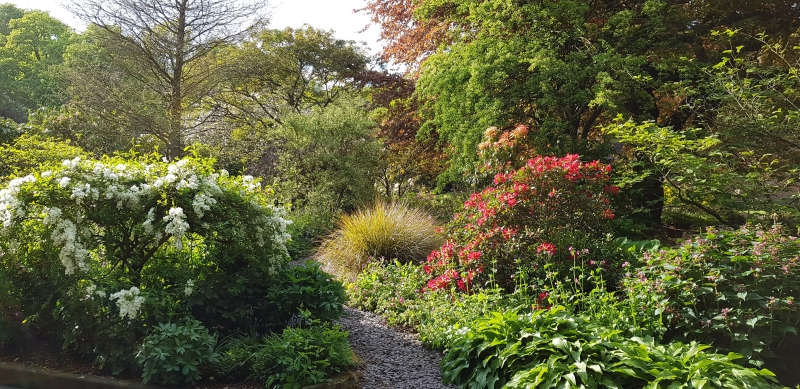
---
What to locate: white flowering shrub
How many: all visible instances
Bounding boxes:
[0,155,292,374]
[1,155,289,276]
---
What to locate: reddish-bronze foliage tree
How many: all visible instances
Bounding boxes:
[357,0,450,69]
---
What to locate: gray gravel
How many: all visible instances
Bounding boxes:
[337,307,457,389]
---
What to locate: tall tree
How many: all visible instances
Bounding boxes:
[358,0,449,69]
[209,26,368,132]
[0,6,72,122]
[68,0,267,158]
[199,26,370,174]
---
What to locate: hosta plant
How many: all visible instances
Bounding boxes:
[441,307,783,389]
[425,154,617,291]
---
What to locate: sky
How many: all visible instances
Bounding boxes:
[5,0,384,55]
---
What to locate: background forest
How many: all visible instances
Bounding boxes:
[1,0,800,388]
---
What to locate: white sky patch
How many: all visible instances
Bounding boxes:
[6,0,384,55]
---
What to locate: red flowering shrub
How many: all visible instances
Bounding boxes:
[425,154,618,291]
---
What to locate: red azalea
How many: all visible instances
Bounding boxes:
[604,184,620,194]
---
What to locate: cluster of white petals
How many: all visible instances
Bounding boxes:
[110,286,145,320]
[0,156,292,276]
[43,207,90,275]
[0,174,36,228]
[163,207,189,248]
[184,279,194,296]
[84,283,107,300]
[192,193,217,219]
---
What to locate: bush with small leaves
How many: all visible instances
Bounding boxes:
[264,261,347,329]
[624,224,800,376]
[0,154,291,373]
[425,154,617,292]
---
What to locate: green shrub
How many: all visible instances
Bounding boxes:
[625,224,800,372]
[0,155,291,373]
[137,318,218,385]
[214,324,355,388]
[442,307,783,389]
[315,201,443,279]
[0,133,89,181]
[265,261,347,328]
[0,269,17,350]
[346,260,523,347]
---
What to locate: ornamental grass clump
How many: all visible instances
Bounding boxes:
[315,201,443,280]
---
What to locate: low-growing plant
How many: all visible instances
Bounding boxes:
[442,307,783,389]
[425,154,618,292]
[346,260,524,347]
[415,289,523,349]
[137,317,219,385]
[346,260,430,328]
[214,324,355,388]
[315,201,443,279]
[539,262,666,340]
[625,224,800,374]
[264,261,347,328]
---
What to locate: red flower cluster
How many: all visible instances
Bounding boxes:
[425,153,617,291]
[536,242,557,256]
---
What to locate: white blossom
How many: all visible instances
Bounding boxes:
[163,207,189,249]
[59,176,71,188]
[70,184,92,205]
[192,193,216,218]
[241,175,259,191]
[84,283,105,300]
[184,280,194,296]
[142,208,156,234]
[42,207,62,225]
[110,287,145,320]
[62,157,81,169]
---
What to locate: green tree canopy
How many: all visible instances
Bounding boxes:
[409,0,800,186]
[0,5,72,122]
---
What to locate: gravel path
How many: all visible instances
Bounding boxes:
[337,307,457,389]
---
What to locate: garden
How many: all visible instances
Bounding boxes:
[2,0,800,388]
